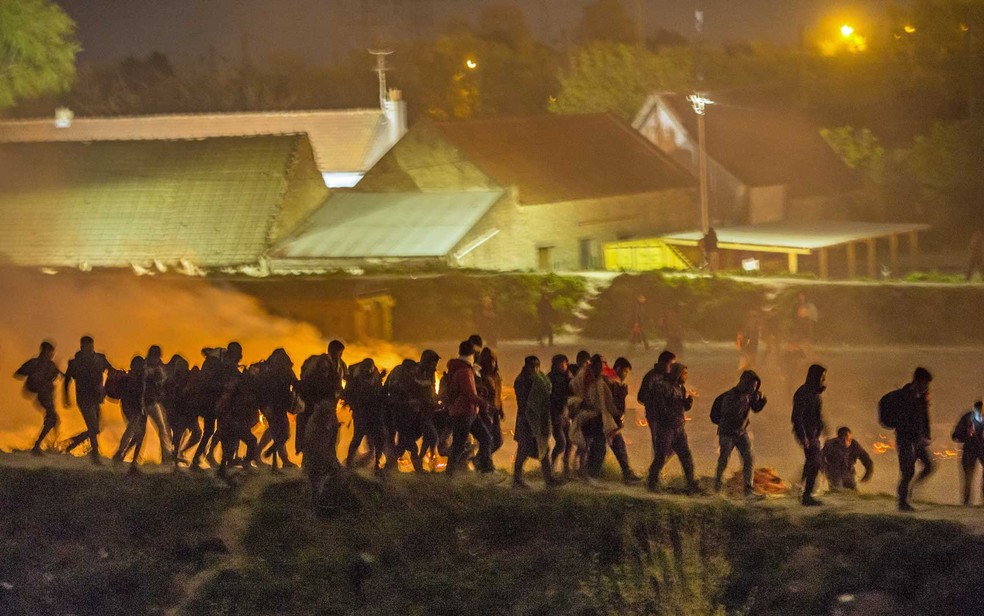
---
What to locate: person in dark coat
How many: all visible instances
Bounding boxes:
[791,364,827,506]
[822,426,873,490]
[548,354,573,476]
[165,354,201,466]
[14,341,62,455]
[952,401,984,506]
[477,348,505,455]
[536,291,556,347]
[343,357,386,473]
[383,358,424,472]
[712,370,767,496]
[648,362,698,493]
[191,342,243,470]
[256,348,298,472]
[881,367,934,512]
[113,356,147,470]
[62,336,113,464]
[637,351,677,478]
[512,356,559,488]
[608,358,642,483]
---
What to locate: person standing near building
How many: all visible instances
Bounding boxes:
[879,367,935,512]
[648,362,698,494]
[62,336,113,464]
[952,400,984,506]
[711,370,768,496]
[14,341,62,456]
[791,364,827,506]
[536,291,556,347]
[629,295,650,350]
[966,230,983,281]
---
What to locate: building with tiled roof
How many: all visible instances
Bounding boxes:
[0,135,329,270]
[356,113,697,271]
[633,93,863,224]
[0,100,407,188]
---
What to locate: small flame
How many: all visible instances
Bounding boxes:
[872,441,894,454]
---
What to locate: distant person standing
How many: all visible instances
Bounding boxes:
[536,290,556,347]
[476,295,498,347]
[711,370,768,496]
[629,294,650,350]
[14,341,62,456]
[822,427,873,490]
[879,367,935,512]
[792,292,818,347]
[62,336,113,464]
[967,230,983,281]
[701,226,720,273]
[951,400,984,506]
[791,364,827,506]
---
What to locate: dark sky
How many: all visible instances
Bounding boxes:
[56,0,888,65]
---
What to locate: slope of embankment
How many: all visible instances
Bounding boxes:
[2,458,984,616]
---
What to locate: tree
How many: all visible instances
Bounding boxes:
[549,43,692,120]
[0,0,79,110]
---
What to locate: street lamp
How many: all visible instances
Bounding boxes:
[687,93,714,234]
[840,24,855,38]
[465,58,478,70]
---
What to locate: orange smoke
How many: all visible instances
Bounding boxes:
[0,268,416,460]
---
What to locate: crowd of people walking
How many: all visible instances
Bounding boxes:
[12,332,983,513]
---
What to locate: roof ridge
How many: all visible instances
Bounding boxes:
[0,108,383,123]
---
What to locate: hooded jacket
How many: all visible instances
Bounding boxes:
[791,364,826,442]
[715,370,767,437]
[446,357,488,420]
[654,366,693,430]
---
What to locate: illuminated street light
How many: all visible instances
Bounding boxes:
[904,24,916,34]
[465,58,478,70]
[840,24,855,38]
[687,93,714,233]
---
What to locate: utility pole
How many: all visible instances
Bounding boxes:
[691,1,711,234]
[369,49,394,109]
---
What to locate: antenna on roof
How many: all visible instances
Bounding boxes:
[369,49,394,110]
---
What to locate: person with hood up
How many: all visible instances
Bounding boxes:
[637,351,677,454]
[512,356,559,488]
[568,354,620,481]
[791,364,827,506]
[711,370,768,496]
[952,400,984,506]
[62,336,114,464]
[648,362,697,494]
[343,357,386,473]
[445,340,494,477]
[477,348,505,455]
[256,348,298,472]
[879,367,934,512]
[14,341,62,456]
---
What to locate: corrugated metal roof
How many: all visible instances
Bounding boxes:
[0,109,387,173]
[0,136,329,268]
[662,221,930,251]
[273,191,503,259]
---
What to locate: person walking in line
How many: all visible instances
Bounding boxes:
[879,367,935,512]
[952,400,984,506]
[792,364,827,506]
[711,370,768,497]
[62,336,113,464]
[14,341,62,456]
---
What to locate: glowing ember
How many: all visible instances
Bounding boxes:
[872,441,894,454]
[933,449,959,460]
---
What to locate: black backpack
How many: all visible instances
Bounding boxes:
[878,388,905,429]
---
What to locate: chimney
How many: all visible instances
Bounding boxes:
[384,88,407,146]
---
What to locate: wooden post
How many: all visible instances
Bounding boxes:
[889,234,899,275]
[909,230,920,271]
[866,238,877,278]
[846,242,857,279]
[788,252,799,275]
[818,247,830,279]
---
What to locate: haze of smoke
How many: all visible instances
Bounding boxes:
[0,268,416,457]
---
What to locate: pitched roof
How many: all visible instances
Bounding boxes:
[272,191,503,259]
[429,114,694,204]
[662,221,930,252]
[654,94,861,197]
[0,135,329,268]
[0,109,388,173]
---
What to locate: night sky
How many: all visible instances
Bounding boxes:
[56,0,886,65]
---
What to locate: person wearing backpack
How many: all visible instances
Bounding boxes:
[343,357,386,473]
[791,364,827,506]
[637,351,677,461]
[14,340,62,456]
[62,336,114,464]
[191,342,242,470]
[113,356,147,470]
[299,340,346,479]
[951,400,984,506]
[711,370,768,496]
[880,367,935,512]
[255,348,298,472]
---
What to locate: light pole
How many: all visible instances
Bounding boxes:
[687,93,714,233]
